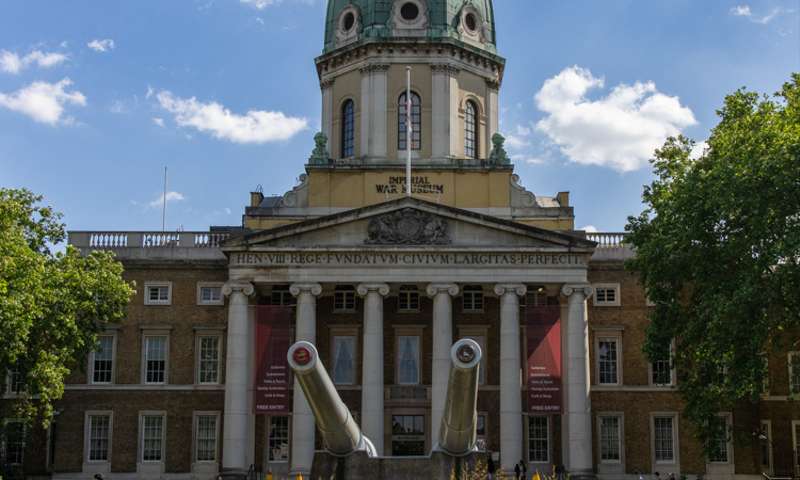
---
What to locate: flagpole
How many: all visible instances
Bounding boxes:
[406,66,412,197]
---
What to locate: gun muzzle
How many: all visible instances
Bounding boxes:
[437,338,482,456]
[287,341,376,457]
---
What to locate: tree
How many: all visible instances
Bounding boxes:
[626,74,800,447]
[0,188,134,427]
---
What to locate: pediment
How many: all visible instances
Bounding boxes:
[223,197,594,252]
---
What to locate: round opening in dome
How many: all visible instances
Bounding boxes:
[342,11,355,31]
[464,12,477,32]
[400,2,419,21]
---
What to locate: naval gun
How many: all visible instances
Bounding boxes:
[287,341,377,457]
[436,338,483,456]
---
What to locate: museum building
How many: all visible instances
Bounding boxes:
[3,0,800,479]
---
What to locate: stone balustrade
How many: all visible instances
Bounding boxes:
[68,231,230,249]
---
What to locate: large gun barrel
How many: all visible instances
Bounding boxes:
[437,338,483,456]
[287,341,376,457]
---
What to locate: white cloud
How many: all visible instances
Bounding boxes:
[730,5,752,16]
[154,89,308,144]
[580,225,599,233]
[153,117,165,127]
[0,78,86,125]
[240,0,278,9]
[0,49,68,74]
[148,191,185,208]
[534,66,696,172]
[504,134,531,150]
[690,140,708,160]
[87,39,115,53]
[510,154,546,165]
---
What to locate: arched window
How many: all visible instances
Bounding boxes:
[465,100,478,158]
[341,99,355,158]
[398,92,421,151]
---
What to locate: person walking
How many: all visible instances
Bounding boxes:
[514,462,521,480]
[519,460,528,480]
[487,456,496,480]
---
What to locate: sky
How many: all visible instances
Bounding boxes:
[1,0,798,234]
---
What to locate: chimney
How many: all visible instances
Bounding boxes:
[250,191,264,207]
[556,191,570,207]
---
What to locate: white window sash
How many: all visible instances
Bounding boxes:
[85,412,113,463]
[396,336,421,385]
[196,335,221,385]
[143,335,169,385]
[140,413,166,463]
[89,334,116,385]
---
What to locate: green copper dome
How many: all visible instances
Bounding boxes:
[323,0,497,54]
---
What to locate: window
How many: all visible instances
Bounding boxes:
[528,416,549,463]
[6,362,25,395]
[460,334,486,385]
[144,282,171,305]
[599,416,622,463]
[652,415,676,463]
[760,354,770,394]
[140,414,165,462]
[650,341,675,387]
[143,335,168,384]
[462,285,484,312]
[593,284,620,307]
[270,285,295,306]
[391,415,425,456]
[268,416,289,462]
[398,285,420,312]
[2,420,25,465]
[341,99,355,158]
[793,421,800,476]
[476,415,487,451]
[90,335,115,384]
[398,91,421,151]
[597,337,620,385]
[331,335,356,385]
[789,352,800,395]
[194,414,218,462]
[396,336,420,385]
[197,336,220,384]
[465,100,478,158]
[86,413,112,462]
[708,414,731,463]
[759,420,772,474]
[197,283,223,306]
[334,285,356,312]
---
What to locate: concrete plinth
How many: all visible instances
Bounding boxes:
[312,451,489,480]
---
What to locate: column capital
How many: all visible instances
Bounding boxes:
[561,283,593,299]
[493,284,527,297]
[222,281,255,297]
[356,283,390,297]
[290,283,323,298]
[426,283,459,298]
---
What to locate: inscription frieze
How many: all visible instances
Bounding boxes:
[230,252,587,268]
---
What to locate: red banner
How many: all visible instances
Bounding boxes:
[254,306,293,415]
[526,306,562,414]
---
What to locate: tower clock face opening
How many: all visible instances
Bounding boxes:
[400,2,419,21]
[343,11,355,31]
[465,12,477,32]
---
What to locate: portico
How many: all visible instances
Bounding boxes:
[220,197,596,477]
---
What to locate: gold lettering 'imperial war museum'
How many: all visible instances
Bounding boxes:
[7,1,795,480]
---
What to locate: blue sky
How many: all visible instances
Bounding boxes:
[1,0,798,234]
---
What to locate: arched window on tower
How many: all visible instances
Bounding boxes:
[465,100,478,158]
[398,92,421,151]
[341,99,355,158]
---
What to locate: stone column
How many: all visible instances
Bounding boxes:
[426,283,460,446]
[360,65,389,163]
[431,64,460,161]
[494,284,527,474]
[321,79,334,154]
[485,79,500,160]
[221,281,255,474]
[561,284,594,479]
[357,283,390,455]
[289,283,323,476]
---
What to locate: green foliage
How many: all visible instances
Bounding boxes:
[626,74,800,447]
[0,188,134,427]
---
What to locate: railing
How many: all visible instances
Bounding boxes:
[586,232,627,248]
[68,231,230,249]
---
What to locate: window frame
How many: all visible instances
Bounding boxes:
[195,334,222,385]
[142,333,170,385]
[597,413,624,465]
[793,420,800,477]
[341,98,355,158]
[398,91,422,151]
[144,281,172,306]
[395,334,421,386]
[464,99,478,159]
[2,418,26,466]
[330,333,358,386]
[84,411,113,464]
[648,340,676,387]
[89,333,117,385]
[333,285,357,313]
[650,413,679,467]
[593,283,621,307]
[139,411,167,464]
[707,413,733,465]
[192,411,220,464]
[759,419,773,475]
[595,334,623,386]
[270,285,295,306]
[5,363,26,397]
[462,285,484,313]
[476,413,488,452]
[527,415,550,464]
[789,351,800,395]
[197,282,224,306]
[397,285,420,313]
[390,414,426,457]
